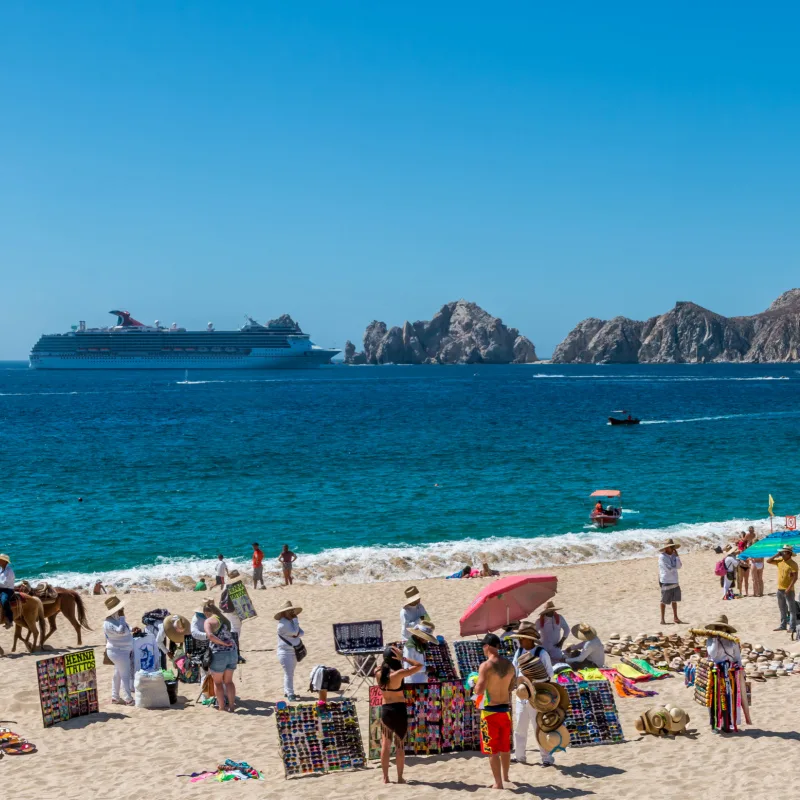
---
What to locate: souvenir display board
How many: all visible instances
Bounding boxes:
[368,682,485,759]
[333,620,384,653]
[391,639,458,682]
[37,649,99,728]
[562,680,624,747]
[693,659,711,707]
[454,638,517,678]
[227,580,257,621]
[276,700,366,779]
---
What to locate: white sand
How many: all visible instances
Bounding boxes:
[1,550,797,799]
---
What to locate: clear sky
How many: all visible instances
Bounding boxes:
[2,2,799,358]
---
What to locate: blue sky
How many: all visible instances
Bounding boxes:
[2,2,799,358]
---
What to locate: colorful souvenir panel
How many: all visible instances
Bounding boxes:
[37,649,98,728]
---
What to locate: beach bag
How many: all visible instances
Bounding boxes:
[134,670,171,709]
[714,560,728,577]
[280,635,307,663]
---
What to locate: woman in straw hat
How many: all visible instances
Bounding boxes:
[102,596,135,706]
[275,600,304,701]
[402,621,438,685]
[533,600,570,661]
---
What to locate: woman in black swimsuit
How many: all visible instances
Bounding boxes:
[376,645,422,784]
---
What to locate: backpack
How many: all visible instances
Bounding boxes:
[714,559,728,577]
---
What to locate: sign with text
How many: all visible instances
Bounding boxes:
[37,649,99,728]
[227,580,257,622]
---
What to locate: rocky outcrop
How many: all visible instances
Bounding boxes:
[552,291,800,363]
[343,340,366,365]
[344,301,538,365]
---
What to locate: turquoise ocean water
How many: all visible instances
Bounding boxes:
[2,361,799,589]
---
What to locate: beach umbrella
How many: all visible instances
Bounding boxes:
[459,574,558,636]
[740,530,800,559]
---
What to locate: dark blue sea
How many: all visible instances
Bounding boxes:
[2,361,799,588]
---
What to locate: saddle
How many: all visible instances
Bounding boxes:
[17,581,58,603]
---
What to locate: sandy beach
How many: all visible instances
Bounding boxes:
[1,549,798,800]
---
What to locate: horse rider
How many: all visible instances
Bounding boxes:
[0,554,15,629]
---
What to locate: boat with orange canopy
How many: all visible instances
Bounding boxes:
[590,489,622,528]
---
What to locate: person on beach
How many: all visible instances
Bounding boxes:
[480,562,500,577]
[533,600,570,662]
[190,601,211,697]
[278,545,297,586]
[509,621,554,766]
[703,614,747,733]
[736,531,755,596]
[252,542,266,589]
[564,623,605,668]
[767,545,798,632]
[748,527,765,597]
[194,577,207,592]
[403,621,438,684]
[92,580,107,595]
[376,645,423,785]
[204,611,238,712]
[162,614,190,669]
[215,554,228,588]
[658,539,684,624]
[102,596,134,706]
[474,633,516,790]
[0,554,16,629]
[223,607,246,665]
[721,545,739,600]
[400,585,429,641]
[276,599,304,701]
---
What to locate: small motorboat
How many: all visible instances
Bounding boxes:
[608,409,639,425]
[590,490,623,528]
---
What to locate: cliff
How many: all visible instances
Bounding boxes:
[344,300,538,365]
[552,290,800,363]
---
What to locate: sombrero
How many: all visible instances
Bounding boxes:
[228,569,241,579]
[571,622,597,641]
[103,596,126,618]
[540,600,561,614]
[531,683,560,712]
[274,600,303,620]
[508,621,540,641]
[163,614,191,644]
[0,554,10,564]
[515,675,535,701]
[536,707,566,733]
[403,586,422,606]
[658,539,681,552]
[408,621,438,644]
[536,724,570,755]
[516,652,550,682]
[705,614,736,634]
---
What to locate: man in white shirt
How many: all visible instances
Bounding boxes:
[509,621,555,766]
[533,601,570,662]
[403,622,437,684]
[0,553,15,629]
[658,539,684,625]
[215,554,228,588]
[564,623,605,668]
[400,585,429,642]
[722,545,740,600]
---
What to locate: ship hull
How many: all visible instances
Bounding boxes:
[29,351,338,370]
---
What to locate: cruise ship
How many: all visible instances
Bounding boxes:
[29,310,340,370]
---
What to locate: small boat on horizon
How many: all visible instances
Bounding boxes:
[608,409,639,425]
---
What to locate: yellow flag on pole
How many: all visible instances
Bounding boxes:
[768,494,775,517]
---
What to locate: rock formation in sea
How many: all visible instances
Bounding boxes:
[552,290,800,363]
[344,300,538,365]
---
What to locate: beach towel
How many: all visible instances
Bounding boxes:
[630,658,670,679]
[555,670,582,684]
[612,662,650,681]
[577,668,606,682]
[601,669,658,698]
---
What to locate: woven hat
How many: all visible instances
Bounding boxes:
[571,622,597,641]
[705,614,736,634]
[515,675,535,701]
[403,585,422,606]
[103,596,126,618]
[723,544,739,556]
[274,600,303,620]
[517,652,550,682]
[537,707,566,733]
[659,539,681,552]
[536,724,570,755]
[531,683,560,712]
[0,554,9,564]
[540,600,561,614]
[409,621,438,644]
[779,545,795,555]
[163,614,190,644]
[508,621,540,641]
[228,569,241,579]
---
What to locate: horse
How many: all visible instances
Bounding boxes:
[2,594,47,652]
[14,584,92,650]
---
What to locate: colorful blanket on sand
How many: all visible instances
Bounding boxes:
[629,658,670,679]
[611,662,649,681]
[181,760,263,782]
[600,669,659,698]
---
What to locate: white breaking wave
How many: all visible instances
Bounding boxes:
[33,516,768,592]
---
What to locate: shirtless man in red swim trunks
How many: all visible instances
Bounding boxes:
[475,633,517,789]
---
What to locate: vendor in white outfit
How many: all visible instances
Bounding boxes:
[0,553,16,629]
[276,600,304,701]
[403,621,438,684]
[533,601,570,662]
[400,585,429,642]
[103,596,134,706]
[509,621,555,766]
[564,622,606,669]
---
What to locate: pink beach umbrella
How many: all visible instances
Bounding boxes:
[459,574,558,636]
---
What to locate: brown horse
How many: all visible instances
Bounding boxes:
[14,586,92,650]
[3,594,47,652]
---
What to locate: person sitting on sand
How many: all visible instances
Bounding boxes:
[480,562,500,577]
[376,646,423,785]
[658,539,684,625]
[400,585,429,641]
[403,622,438,684]
[194,577,207,592]
[92,580,107,595]
[564,622,605,669]
[533,600,570,662]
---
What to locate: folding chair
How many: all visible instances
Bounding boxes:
[332,620,384,696]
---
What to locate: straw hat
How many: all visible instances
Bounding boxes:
[163,614,190,644]
[0,554,10,564]
[723,544,739,556]
[531,683,560,712]
[408,621,438,644]
[540,600,561,614]
[515,675,535,701]
[274,600,303,620]
[103,596,126,618]
[228,569,241,579]
[779,545,795,555]
[705,614,736,634]
[571,622,598,641]
[403,586,422,606]
[536,724,569,755]
[508,621,540,641]
[659,539,681,552]
[536,707,566,733]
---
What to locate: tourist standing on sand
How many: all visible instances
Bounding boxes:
[533,600,570,661]
[703,614,747,733]
[278,545,297,586]
[748,527,765,597]
[403,622,437,684]
[252,542,266,589]
[400,585,429,641]
[215,554,228,588]
[474,633,516,790]
[658,539,684,624]
[376,646,423,785]
[276,599,304,700]
[103,596,134,706]
[204,611,238,712]
[0,554,15,629]
[767,545,798,632]
[721,545,739,600]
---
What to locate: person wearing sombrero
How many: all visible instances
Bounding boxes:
[402,621,438,685]
[658,539,684,625]
[564,622,605,670]
[0,554,15,629]
[767,544,798,633]
[275,600,304,701]
[533,600,570,662]
[721,544,740,600]
[400,585,429,642]
[509,621,556,766]
[702,614,748,732]
[102,596,135,706]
